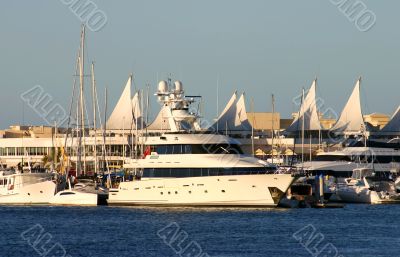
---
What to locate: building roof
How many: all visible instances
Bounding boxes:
[331,78,365,133]
[286,79,322,132]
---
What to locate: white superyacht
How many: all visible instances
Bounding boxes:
[108,81,295,207]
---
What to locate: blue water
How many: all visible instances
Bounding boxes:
[1,204,399,257]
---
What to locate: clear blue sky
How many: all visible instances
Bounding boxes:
[0,0,399,128]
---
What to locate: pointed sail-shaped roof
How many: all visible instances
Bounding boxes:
[286,79,322,132]
[107,76,133,130]
[381,106,400,132]
[209,92,237,131]
[146,105,177,131]
[208,91,252,132]
[331,78,364,133]
[131,91,146,129]
[234,93,252,130]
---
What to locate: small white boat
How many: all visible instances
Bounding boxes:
[50,189,98,206]
[336,168,400,204]
[50,179,98,206]
[72,179,108,205]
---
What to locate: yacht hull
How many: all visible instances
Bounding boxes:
[336,188,372,203]
[108,174,295,207]
[0,181,56,205]
[337,188,400,204]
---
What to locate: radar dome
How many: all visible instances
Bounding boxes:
[174,81,183,92]
[158,80,168,93]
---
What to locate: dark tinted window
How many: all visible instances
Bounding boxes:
[313,155,352,162]
[142,167,274,178]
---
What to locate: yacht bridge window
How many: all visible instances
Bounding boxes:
[150,144,243,155]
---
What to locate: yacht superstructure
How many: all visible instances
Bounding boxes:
[108,80,295,207]
[300,142,400,177]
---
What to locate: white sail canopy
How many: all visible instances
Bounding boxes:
[209,91,252,132]
[235,93,252,130]
[209,92,237,131]
[106,75,144,130]
[131,91,145,129]
[286,79,322,132]
[146,105,176,131]
[331,78,365,133]
[381,106,400,132]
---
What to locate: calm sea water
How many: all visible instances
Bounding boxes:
[1,204,399,257]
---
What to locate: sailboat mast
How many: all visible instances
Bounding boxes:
[251,97,255,157]
[91,62,97,175]
[76,89,81,176]
[301,88,305,165]
[309,134,312,162]
[271,94,275,164]
[103,88,108,172]
[135,89,138,159]
[146,84,150,131]
[79,25,87,176]
[76,25,87,176]
[140,89,144,156]
[216,76,219,132]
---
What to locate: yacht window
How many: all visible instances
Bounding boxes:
[314,155,352,162]
[142,167,274,178]
[192,169,202,177]
[153,144,243,155]
[184,145,192,154]
[172,145,182,154]
[60,192,75,196]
